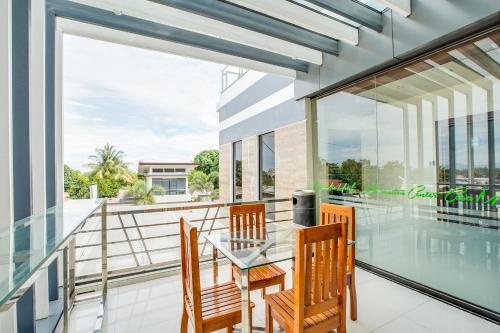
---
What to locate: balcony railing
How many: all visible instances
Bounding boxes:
[220,65,248,93]
[73,198,292,295]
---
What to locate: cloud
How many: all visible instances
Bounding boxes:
[63,34,221,170]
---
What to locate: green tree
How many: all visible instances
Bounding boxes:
[88,143,134,183]
[193,149,219,175]
[127,179,165,205]
[189,170,214,196]
[95,177,123,198]
[208,170,219,190]
[64,165,91,199]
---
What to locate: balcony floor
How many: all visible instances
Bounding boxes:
[70,262,499,333]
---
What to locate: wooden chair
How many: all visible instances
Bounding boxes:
[264,223,348,333]
[180,217,254,333]
[319,203,357,321]
[229,203,286,298]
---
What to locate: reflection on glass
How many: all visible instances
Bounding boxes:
[233,141,242,201]
[152,178,186,195]
[314,29,500,314]
[259,132,275,199]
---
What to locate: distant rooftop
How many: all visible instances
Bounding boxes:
[138,161,198,174]
[138,161,198,166]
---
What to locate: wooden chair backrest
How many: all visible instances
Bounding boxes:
[320,203,355,274]
[180,217,202,325]
[229,203,266,248]
[319,203,355,241]
[293,223,347,333]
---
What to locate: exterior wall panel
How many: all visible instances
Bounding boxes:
[218,143,231,203]
[242,136,259,201]
[275,120,308,199]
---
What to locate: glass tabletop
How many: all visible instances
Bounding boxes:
[205,223,354,271]
[0,198,105,307]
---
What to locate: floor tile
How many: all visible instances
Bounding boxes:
[70,264,500,333]
[373,317,433,333]
[405,300,500,333]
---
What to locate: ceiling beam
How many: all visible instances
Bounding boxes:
[303,0,383,32]
[377,0,411,17]
[148,0,339,55]
[69,0,323,65]
[226,0,358,45]
[58,18,298,78]
[47,0,311,73]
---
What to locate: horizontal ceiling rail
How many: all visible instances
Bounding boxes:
[47,0,311,73]
[303,0,384,32]
[148,0,339,55]
[226,0,358,45]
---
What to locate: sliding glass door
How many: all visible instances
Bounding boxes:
[314,28,500,315]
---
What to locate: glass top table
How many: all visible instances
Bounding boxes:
[205,223,303,271]
[204,222,353,333]
[0,198,106,310]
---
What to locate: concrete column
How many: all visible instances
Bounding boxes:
[275,121,308,198]
[218,143,231,202]
[0,0,17,331]
[30,0,50,321]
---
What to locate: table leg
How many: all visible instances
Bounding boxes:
[212,247,218,285]
[240,269,251,333]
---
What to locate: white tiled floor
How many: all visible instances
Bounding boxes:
[70,262,499,333]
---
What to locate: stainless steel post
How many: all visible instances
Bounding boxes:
[101,202,108,299]
[63,246,69,333]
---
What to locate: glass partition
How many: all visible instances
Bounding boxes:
[233,141,242,201]
[260,132,276,199]
[314,28,500,315]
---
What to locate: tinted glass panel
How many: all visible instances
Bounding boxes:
[152,178,186,195]
[260,132,275,199]
[314,29,500,314]
[233,141,242,201]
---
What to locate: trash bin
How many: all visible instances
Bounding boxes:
[293,190,315,227]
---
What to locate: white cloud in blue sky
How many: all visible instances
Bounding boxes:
[63,34,221,171]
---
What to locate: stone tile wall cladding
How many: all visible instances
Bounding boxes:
[218,120,309,214]
[218,143,231,203]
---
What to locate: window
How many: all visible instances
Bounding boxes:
[175,168,186,173]
[259,132,275,199]
[233,141,242,201]
[164,168,175,173]
[152,168,163,173]
[152,178,186,195]
[314,28,500,314]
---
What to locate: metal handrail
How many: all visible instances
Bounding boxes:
[220,65,249,93]
[74,198,292,290]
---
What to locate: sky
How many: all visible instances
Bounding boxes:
[63,34,221,172]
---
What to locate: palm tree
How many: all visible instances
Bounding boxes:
[88,143,133,183]
[127,179,165,205]
[189,170,214,197]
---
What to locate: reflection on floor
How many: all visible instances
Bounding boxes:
[70,261,499,333]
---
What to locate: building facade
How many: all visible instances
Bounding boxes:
[217,1,500,323]
[137,162,197,203]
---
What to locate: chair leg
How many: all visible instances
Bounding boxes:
[349,277,358,321]
[180,308,188,333]
[261,287,266,298]
[265,303,273,333]
[279,280,285,291]
[226,326,233,333]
